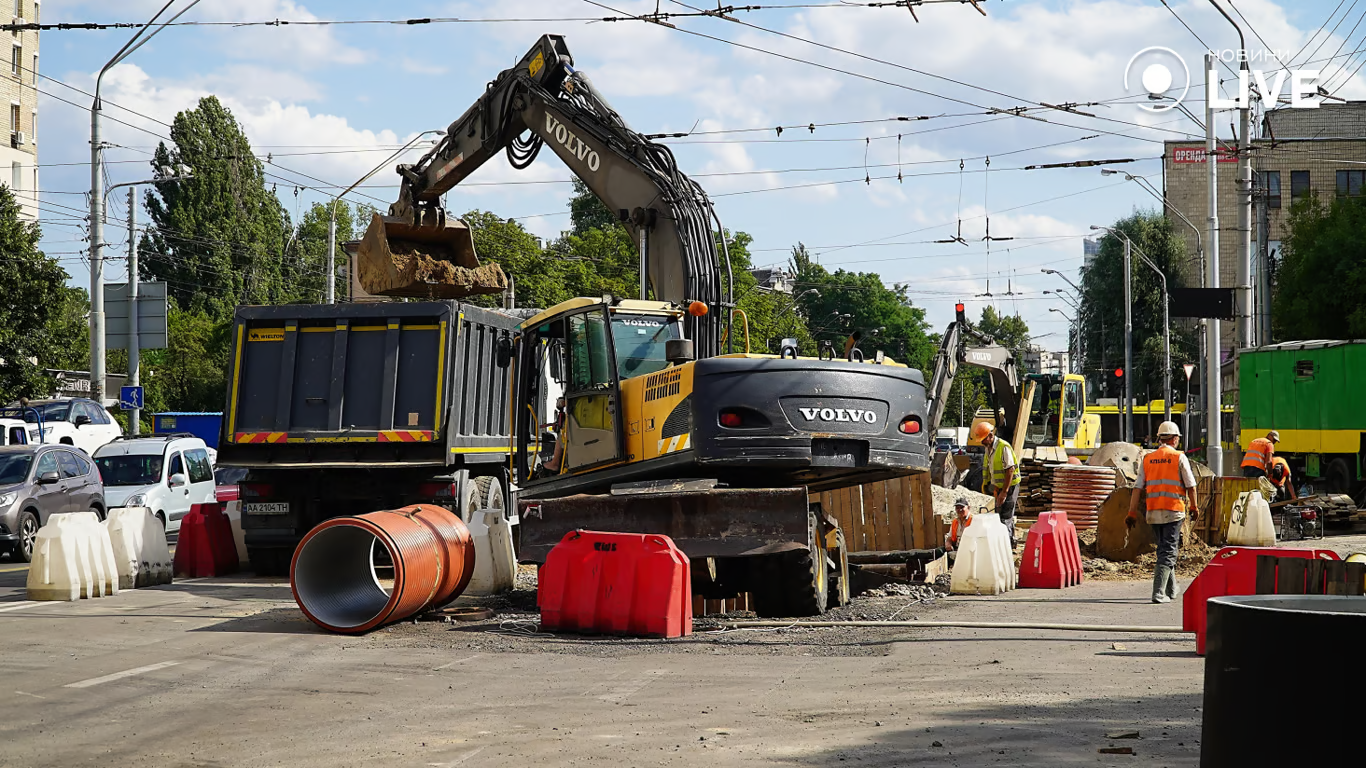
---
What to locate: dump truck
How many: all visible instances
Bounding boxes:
[215,302,517,575]
[1236,340,1366,505]
[350,35,932,617]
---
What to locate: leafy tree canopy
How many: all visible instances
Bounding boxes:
[1275,194,1366,340]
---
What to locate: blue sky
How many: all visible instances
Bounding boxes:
[35,0,1359,348]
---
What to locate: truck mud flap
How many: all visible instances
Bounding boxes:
[518,487,811,564]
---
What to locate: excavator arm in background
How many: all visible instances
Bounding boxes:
[356,35,729,358]
[925,302,1023,443]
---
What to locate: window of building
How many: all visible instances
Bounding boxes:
[10,103,18,135]
[10,162,19,192]
[10,44,18,76]
[30,53,35,84]
[1262,170,1281,209]
[1291,170,1311,200]
[1337,170,1366,198]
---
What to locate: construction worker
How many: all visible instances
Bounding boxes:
[944,497,973,551]
[1127,420,1200,604]
[1268,456,1297,503]
[1240,430,1279,478]
[973,421,1021,545]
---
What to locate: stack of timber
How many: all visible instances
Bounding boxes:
[1016,446,1069,518]
[1049,464,1117,530]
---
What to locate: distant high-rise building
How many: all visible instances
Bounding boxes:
[1083,237,1100,269]
[0,0,38,221]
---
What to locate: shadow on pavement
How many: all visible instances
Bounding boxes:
[768,690,1203,767]
[191,606,321,635]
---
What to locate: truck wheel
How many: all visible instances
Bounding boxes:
[751,514,829,618]
[1326,457,1352,497]
[963,466,984,493]
[474,476,505,519]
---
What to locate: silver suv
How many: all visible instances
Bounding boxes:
[0,444,106,562]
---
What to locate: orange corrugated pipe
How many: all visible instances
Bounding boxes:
[291,504,475,634]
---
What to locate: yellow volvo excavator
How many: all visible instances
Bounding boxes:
[355,35,933,616]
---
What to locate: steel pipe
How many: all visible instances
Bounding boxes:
[716,620,1187,633]
[291,504,474,634]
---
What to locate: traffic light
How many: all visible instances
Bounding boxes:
[1114,367,1124,378]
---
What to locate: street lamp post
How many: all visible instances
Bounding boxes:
[104,173,192,434]
[1092,226,1172,428]
[1048,307,1077,376]
[89,0,204,405]
[326,129,446,304]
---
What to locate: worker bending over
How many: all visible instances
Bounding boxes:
[1268,456,1297,503]
[944,497,973,552]
[973,422,1021,546]
[1127,420,1200,604]
[1240,430,1280,478]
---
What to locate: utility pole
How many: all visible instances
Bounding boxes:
[1123,237,1133,444]
[1258,177,1272,343]
[1205,51,1224,474]
[128,188,140,436]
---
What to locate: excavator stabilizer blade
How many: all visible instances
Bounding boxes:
[355,213,508,299]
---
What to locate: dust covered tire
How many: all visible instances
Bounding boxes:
[752,513,829,618]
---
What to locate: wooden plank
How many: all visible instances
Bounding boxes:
[874,480,893,551]
[1326,560,1349,596]
[920,474,942,551]
[1306,559,1327,595]
[1276,558,1308,595]
[1255,555,1279,595]
[897,475,917,551]
[1347,562,1366,597]
[846,487,866,553]
[886,479,907,551]
[862,483,883,553]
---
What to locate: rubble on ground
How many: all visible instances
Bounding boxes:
[931,484,993,521]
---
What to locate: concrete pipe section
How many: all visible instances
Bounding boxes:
[1201,595,1366,766]
[291,504,475,634]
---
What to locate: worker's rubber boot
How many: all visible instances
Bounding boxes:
[1151,566,1173,604]
[1164,568,1179,600]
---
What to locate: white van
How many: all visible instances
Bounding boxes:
[93,434,217,532]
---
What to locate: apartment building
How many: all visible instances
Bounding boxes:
[0,0,37,220]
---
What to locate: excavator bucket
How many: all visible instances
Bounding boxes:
[355,213,508,299]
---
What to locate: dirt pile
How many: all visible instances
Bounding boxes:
[1074,526,1217,580]
[931,484,993,521]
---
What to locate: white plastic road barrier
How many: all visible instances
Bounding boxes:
[950,512,1016,596]
[104,507,173,589]
[466,509,515,595]
[1227,491,1276,547]
[222,500,249,566]
[27,513,119,601]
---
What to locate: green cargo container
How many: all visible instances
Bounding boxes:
[1238,340,1366,496]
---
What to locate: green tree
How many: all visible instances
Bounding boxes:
[1077,211,1198,402]
[140,96,292,320]
[1275,194,1366,339]
[290,201,369,304]
[789,243,936,367]
[141,307,232,415]
[720,233,814,355]
[0,186,88,402]
[568,178,620,236]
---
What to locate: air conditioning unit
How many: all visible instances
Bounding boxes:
[12,131,24,146]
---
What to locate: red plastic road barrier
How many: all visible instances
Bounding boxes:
[539,530,692,638]
[174,503,240,578]
[290,504,475,634]
[1019,511,1084,588]
[1183,546,1340,654]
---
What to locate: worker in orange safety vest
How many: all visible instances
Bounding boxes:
[1127,420,1200,604]
[1268,456,1297,503]
[1240,430,1279,478]
[944,497,973,552]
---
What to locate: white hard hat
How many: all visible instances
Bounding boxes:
[1157,420,1181,438]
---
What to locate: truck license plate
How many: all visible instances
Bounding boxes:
[243,502,289,516]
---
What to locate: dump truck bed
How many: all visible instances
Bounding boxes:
[217,302,516,468]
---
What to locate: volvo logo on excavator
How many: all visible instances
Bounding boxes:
[798,407,879,425]
[545,113,601,172]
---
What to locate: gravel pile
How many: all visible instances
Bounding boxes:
[931,484,993,521]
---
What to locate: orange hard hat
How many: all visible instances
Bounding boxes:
[971,421,995,442]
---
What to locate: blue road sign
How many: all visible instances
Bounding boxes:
[119,386,144,410]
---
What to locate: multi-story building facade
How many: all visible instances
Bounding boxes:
[1163,101,1366,360]
[0,0,38,221]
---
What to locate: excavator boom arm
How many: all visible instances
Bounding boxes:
[925,304,1022,442]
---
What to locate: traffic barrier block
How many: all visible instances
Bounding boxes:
[173,503,239,579]
[1183,546,1339,654]
[27,513,119,601]
[951,512,1016,595]
[104,507,173,588]
[222,500,249,566]
[539,530,692,638]
[466,509,516,596]
[1019,511,1084,589]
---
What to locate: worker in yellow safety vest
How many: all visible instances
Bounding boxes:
[1268,456,1297,503]
[1240,430,1279,478]
[973,421,1021,546]
[1127,420,1200,603]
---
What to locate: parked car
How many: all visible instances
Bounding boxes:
[0,444,107,562]
[93,434,216,532]
[0,398,123,455]
[214,465,247,503]
[0,418,31,445]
